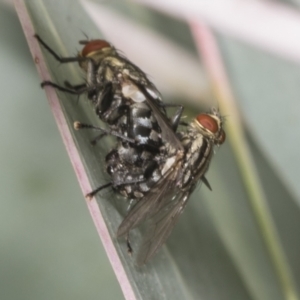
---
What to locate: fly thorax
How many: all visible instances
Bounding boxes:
[104,56,125,68]
[190,135,204,156]
[89,50,112,62]
[186,135,207,166]
[97,56,124,83]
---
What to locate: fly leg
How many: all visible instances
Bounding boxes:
[158,103,189,130]
[74,121,138,145]
[64,81,87,91]
[155,103,184,131]
[77,86,128,146]
[168,105,184,131]
[35,34,97,95]
[90,133,107,145]
[87,168,146,199]
[126,233,133,255]
[85,182,112,200]
[35,34,87,64]
[41,81,92,95]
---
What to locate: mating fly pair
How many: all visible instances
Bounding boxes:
[36,35,226,265]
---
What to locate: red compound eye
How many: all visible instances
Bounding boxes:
[218,130,226,144]
[81,40,111,57]
[196,114,219,133]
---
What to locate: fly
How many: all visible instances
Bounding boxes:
[116,107,226,265]
[35,35,182,150]
[83,106,225,265]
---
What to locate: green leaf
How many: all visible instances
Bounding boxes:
[15,0,300,299]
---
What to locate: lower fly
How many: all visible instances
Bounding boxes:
[76,107,225,265]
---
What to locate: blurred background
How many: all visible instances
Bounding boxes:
[2,0,300,299]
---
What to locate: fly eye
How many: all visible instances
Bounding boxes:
[218,130,226,144]
[81,40,111,57]
[196,114,219,133]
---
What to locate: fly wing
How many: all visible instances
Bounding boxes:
[133,82,183,151]
[136,191,190,266]
[117,172,175,238]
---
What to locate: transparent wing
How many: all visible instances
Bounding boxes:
[136,191,190,266]
[117,172,176,238]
